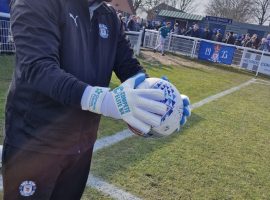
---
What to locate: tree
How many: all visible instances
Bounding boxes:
[170,0,196,12]
[132,0,144,12]
[132,0,196,13]
[206,0,256,23]
[132,0,163,12]
[253,0,270,25]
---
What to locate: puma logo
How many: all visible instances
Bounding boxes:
[69,13,79,27]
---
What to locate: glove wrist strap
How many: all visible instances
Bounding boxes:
[83,86,110,114]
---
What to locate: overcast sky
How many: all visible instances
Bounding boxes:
[192,0,210,15]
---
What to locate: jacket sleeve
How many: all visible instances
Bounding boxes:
[113,17,146,83]
[10,0,88,107]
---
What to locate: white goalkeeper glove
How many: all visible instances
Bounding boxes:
[160,76,191,127]
[81,73,167,134]
[180,95,191,126]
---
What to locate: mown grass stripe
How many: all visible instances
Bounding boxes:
[87,175,142,200]
[0,78,257,199]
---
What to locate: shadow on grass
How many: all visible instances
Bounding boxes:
[141,62,174,71]
[138,53,174,71]
[92,113,205,178]
[168,51,256,77]
[140,49,259,78]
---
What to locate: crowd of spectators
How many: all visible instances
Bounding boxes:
[117,14,270,52]
[166,23,270,52]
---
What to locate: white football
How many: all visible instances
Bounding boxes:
[128,78,184,138]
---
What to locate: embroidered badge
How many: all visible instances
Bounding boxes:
[99,24,109,39]
[19,181,37,197]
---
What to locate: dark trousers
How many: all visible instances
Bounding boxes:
[2,144,93,200]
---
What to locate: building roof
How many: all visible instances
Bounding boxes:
[110,0,135,15]
[158,10,204,21]
[147,3,182,20]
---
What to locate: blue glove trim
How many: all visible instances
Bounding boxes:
[134,73,146,89]
[161,76,169,82]
[180,116,187,126]
[183,98,190,107]
[183,106,191,117]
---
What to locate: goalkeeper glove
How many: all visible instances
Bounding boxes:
[81,73,167,134]
[180,95,191,126]
[160,75,191,126]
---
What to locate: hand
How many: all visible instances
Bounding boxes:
[82,73,168,134]
[160,75,191,127]
[108,73,167,133]
[180,95,191,126]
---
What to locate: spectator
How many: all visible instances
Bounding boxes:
[180,27,187,35]
[243,34,259,49]
[250,34,260,49]
[213,30,223,42]
[241,33,251,47]
[154,22,171,56]
[172,23,180,35]
[185,26,192,35]
[127,15,137,31]
[234,35,243,46]
[118,13,127,31]
[121,17,128,31]
[202,27,212,40]
[266,34,270,49]
[225,32,235,45]
[258,38,270,51]
[135,17,142,31]
[186,24,200,38]
[155,21,162,31]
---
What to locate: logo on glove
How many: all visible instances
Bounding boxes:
[113,86,131,115]
[89,88,104,111]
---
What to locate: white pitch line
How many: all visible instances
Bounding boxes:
[256,79,270,83]
[191,79,256,110]
[93,129,133,153]
[92,78,257,153]
[0,78,257,199]
[87,175,142,200]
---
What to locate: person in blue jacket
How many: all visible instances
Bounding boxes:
[154,22,171,56]
[2,0,172,199]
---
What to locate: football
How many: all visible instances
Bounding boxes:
[128,78,184,138]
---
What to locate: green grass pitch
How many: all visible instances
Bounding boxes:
[1,51,270,199]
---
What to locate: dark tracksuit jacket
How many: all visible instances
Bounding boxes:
[5,0,144,155]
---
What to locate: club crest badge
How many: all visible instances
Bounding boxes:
[99,24,109,39]
[19,181,37,197]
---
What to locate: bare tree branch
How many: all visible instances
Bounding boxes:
[132,0,197,13]
[206,0,256,23]
[253,0,270,25]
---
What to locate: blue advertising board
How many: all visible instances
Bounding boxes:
[0,0,10,14]
[206,16,233,24]
[198,41,236,65]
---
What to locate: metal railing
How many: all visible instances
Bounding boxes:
[143,29,270,77]
[0,17,142,55]
[125,30,143,56]
[0,19,15,54]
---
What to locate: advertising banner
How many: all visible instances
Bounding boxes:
[259,54,270,76]
[198,41,236,65]
[240,52,260,72]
